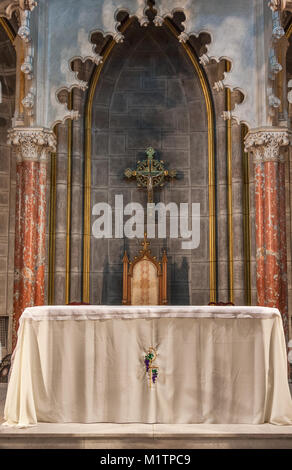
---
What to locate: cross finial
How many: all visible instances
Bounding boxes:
[146,146,155,160]
[141,232,150,252]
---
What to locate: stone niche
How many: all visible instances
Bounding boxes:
[90,19,209,305]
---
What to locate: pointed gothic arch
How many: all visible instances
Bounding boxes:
[80,14,217,304]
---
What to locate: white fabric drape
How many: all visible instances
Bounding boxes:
[3,305,292,427]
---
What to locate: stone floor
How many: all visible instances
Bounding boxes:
[2,384,292,449]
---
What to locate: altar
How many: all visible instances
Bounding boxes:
[3,304,292,428]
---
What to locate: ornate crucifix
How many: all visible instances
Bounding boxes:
[124,147,177,203]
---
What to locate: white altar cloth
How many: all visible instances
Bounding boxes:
[3,305,292,426]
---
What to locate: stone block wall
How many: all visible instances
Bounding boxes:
[48,19,256,308]
[205,60,256,306]
[90,21,209,305]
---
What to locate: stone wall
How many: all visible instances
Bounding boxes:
[205,60,256,306]
[90,20,209,305]
[0,27,16,355]
[48,19,256,308]
[49,63,92,305]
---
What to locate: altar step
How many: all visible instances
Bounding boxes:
[2,422,292,449]
[2,385,292,449]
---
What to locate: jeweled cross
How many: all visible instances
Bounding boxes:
[124,147,177,203]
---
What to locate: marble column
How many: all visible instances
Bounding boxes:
[245,128,290,342]
[7,127,56,349]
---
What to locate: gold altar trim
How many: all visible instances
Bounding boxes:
[0,17,15,43]
[286,21,292,39]
[65,91,73,304]
[48,126,57,304]
[241,124,251,305]
[225,61,234,304]
[83,17,217,303]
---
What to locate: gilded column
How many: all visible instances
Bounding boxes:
[8,127,56,349]
[245,128,290,342]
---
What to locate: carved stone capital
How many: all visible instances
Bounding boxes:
[21,53,33,77]
[19,0,36,10]
[153,15,164,27]
[139,16,149,27]
[222,110,235,121]
[213,80,225,93]
[268,91,281,108]
[0,0,36,18]
[269,0,279,9]
[7,127,56,163]
[272,11,285,40]
[178,32,189,43]
[199,54,210,66]
[113,32,124,43]
[269,0,292,11]
[18,9,31,42]
[244,127,290,163]
[269,49,282,78]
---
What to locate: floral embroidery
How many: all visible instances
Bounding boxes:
[144,347,159,387]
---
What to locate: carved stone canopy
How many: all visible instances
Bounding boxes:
[7,127,56,163]
[244,127,291,163]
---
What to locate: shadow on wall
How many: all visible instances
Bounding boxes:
[102,261,123,305]
[171,257,190,305]
[101,261,108,305]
